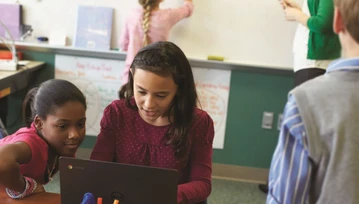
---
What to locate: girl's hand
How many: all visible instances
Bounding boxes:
[5,177,45,199]
[31,184,45,195]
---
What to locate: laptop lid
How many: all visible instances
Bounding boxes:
[59,157,178,204]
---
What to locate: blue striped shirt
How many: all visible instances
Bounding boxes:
[266,57,359,204]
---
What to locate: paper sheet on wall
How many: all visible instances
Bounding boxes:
[73,5,114,50]
[193,68,231,149]
[55,54,124,136]
[54,56,230,149]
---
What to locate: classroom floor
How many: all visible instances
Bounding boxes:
[45,148,267,204]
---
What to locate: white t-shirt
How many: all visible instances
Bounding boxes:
[292,0,333,72]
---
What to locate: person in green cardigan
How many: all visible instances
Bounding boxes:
[283,0,341,86]
[259,0,341,194]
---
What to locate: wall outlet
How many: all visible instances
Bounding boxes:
[262,112,274,129]
[277,113,283,130]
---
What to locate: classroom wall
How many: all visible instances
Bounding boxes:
[0,0,301,68]
[2,0,299,169]
[6,50,293,169]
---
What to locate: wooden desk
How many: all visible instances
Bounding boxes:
[0,61,44,126]
[0,61,45,99]
[0,188,60,204]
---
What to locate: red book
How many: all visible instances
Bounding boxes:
[0,50,23,60]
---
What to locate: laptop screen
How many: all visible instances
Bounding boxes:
[59,157,178,204]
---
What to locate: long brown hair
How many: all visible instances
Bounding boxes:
[119,41,198,157]
[138,0,160,46]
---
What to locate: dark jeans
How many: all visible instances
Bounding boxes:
[0,98,7,127]
[0,128,6,139]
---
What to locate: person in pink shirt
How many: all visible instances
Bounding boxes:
[91,41,213,204]
[119,0,194,82]
[0,79,87,199]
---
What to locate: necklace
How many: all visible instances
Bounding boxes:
[47,155,58,181]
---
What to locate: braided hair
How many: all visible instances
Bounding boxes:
[139,0,160,46]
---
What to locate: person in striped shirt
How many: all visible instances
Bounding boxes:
[267,0,359,203]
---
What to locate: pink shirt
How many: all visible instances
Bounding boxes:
[119,2,194,80]
[0,123,50,184]
[90,99,214,204]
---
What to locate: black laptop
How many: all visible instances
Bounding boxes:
[59,157,178,204]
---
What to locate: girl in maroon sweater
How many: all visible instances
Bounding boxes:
[0,79,87,199]
[91,41,214,204]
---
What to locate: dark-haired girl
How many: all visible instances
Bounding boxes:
[0,79,87,199]
[91,41,214,204]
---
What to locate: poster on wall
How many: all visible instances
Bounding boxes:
[55,54,125,136]
[193,67,231,149]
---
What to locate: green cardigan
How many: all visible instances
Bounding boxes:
[307,0,341,60]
